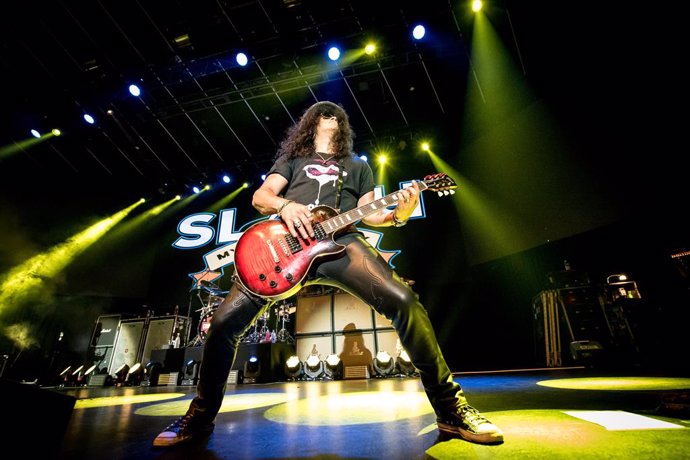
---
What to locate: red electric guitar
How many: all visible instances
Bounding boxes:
[234,173,457,300]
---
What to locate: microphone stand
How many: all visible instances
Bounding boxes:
[183,289,194,347]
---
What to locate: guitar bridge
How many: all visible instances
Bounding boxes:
[277,237,290,257]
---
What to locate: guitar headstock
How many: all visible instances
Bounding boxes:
[421,173,457,197]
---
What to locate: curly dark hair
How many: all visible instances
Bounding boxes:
[276,101,355,160]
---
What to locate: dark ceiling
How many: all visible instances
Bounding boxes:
[1,1,683,259]
[0,0,491,199]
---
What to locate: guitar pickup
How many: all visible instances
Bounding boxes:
[284,234,303,254]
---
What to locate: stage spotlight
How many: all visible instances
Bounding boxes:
[126,362,144,386]
[412,24,426,40]
[324,354,343,380]
[285,355,303,381]
[243,356,261,384]
[395,350,417,376]
[192,186,201,193]
[128,84,141,97]
[181,358,200,386]
[30,129,41,138]
[80,364,97,386]
[51,128,61,136]
[113,363,130,387]
[70,365,85,386]
[360,154,368,162]
[236,52,249,66]
[364,43,376,55]
[327,46,341,61]
[373,351,395,377]
[304,354,324,380]
[142,361,162,387]
[472,0,483,13]
[84,364,98,377]
[83,113,95,124]
[58,365,72,386]
[421,142,430,151]
[222,175,231,184]
[60,365,78,386]
[260,174,267,181]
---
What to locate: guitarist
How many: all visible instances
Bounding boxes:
[154,101,503,447]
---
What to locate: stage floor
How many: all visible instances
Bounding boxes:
[53,367,690,459]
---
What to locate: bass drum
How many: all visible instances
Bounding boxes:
[198,311,215,343]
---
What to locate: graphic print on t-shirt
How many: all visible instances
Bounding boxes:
[302,160,348,209]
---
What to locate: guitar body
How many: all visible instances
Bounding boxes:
[234,173,457,300]
[234,205,348,300]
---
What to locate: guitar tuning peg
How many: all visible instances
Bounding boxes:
[437,191,443,197]
[449,190,455,195]
[443,190,450,196]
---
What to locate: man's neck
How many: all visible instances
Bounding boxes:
[314,133,333,154]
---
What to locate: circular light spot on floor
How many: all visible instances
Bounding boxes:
[536,377,690,391]
[75,393,186,409]
[264,391,433,426]
[136,392,297,416]
[425,409,690,459]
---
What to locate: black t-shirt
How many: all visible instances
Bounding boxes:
[267,152,375,213]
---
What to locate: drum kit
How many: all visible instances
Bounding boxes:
[189,280,296,346]
[241,300,295,344]
[188,281,227,347]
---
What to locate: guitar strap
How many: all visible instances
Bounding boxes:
[334,158,344,212]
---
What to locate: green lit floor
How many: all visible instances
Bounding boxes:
[53,368,690,459]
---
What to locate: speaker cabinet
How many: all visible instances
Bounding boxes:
[108,319,145,375]
[141,316,188,367]
[90,315,123,347]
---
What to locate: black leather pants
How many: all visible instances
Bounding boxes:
[186,233,465,422]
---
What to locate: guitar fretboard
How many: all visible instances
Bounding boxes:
[319,181,430,234]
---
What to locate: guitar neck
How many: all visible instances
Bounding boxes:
[320,182,429,234]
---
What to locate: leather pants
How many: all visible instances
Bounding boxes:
[186,232,465,422]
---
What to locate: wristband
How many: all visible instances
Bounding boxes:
[392,212,407,227]
[277,200,293,215]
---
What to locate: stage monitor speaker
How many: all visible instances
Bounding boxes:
[87,373,112,387]
[109,319,146,375]
[570,340,605,367]
[1,378,76,457]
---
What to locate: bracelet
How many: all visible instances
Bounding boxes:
[392,212,407,227]
[277,200,293,215]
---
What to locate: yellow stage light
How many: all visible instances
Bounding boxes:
[472,0,483,12]
[285,356,303,380]
[364,43,376,55]
[52,128,61,136]
[421,142,430,151]
[377,154,388,165]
